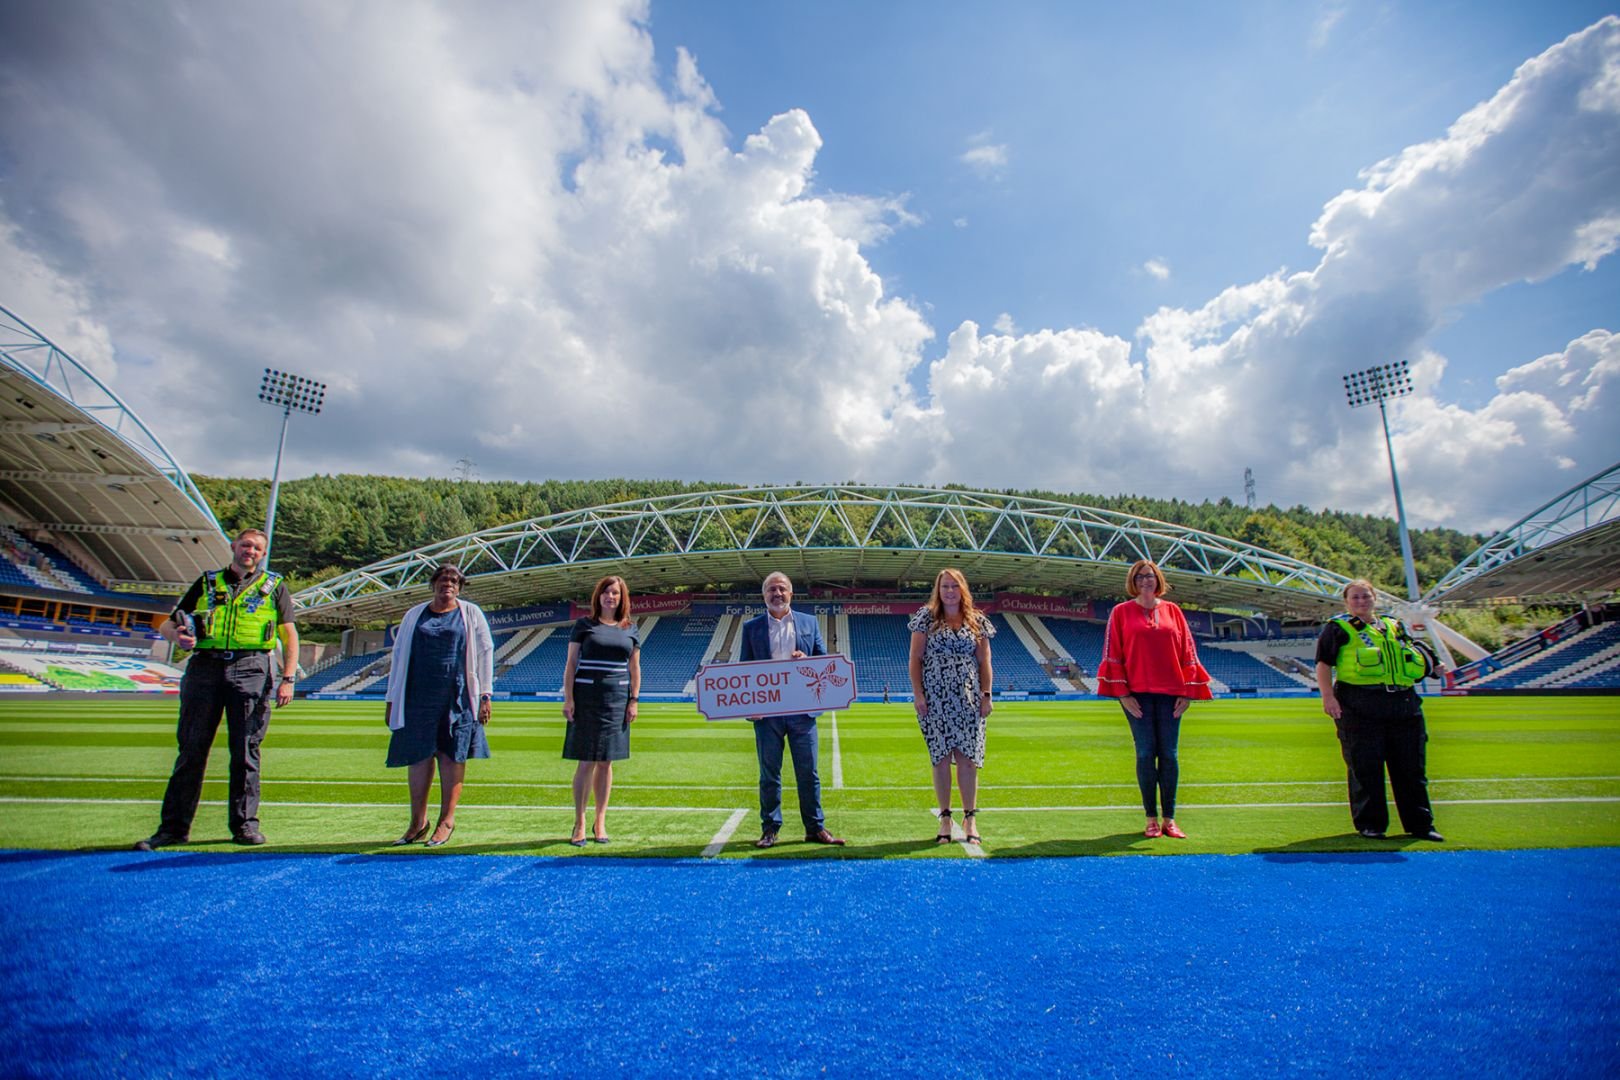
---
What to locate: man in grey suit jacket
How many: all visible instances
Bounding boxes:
[739,571,845,848]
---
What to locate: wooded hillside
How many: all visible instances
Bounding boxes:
[195,474,1484,597]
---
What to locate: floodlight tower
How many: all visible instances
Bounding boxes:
[1342,360,1421,602]
[257,368,325,569]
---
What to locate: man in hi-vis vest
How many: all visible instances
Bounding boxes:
[136,528,298,850]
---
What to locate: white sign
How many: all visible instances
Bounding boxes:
[695,654,858,721]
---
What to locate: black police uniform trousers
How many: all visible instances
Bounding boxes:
[1333,682,1435,835]
[157,650,274,838]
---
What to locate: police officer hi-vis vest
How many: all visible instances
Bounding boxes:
[189,570,285,651]
[1331,614,1432,688]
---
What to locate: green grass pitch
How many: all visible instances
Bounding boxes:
[1,696,1616,857]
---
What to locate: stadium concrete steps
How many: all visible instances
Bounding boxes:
[500,625,556,669]
[327,655,390,693]
[494,627,544,664]
[1015,614,1089,692]
[722,614,746,663]
[684,615,737,694]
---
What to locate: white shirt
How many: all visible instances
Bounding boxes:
[767,609,797,660]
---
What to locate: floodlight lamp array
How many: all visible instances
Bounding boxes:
[258,367,326,414]
[1342,360,1413,409]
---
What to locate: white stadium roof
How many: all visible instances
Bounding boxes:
[0,304,228,590]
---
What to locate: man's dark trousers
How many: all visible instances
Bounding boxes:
[158,650,274,838]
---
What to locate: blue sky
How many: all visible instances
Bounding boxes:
[649,0,1617,410]
[0,1,1616,532]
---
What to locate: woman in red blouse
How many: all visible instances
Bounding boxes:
[1097,559,1212,838]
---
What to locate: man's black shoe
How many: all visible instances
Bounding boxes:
[133,832,186,852]
[1409,829,1445,842]
[232,828,267,846]
[1357,828,1386,839]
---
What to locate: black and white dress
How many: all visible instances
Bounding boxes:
[908,607,996,766]
[562,617,640,762]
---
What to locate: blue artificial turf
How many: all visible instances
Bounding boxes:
[0,849,1615,1077]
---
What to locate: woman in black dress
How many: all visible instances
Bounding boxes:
[382,564,495,848]
[561,575,641,845]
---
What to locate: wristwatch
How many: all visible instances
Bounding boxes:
[282,673,298,683]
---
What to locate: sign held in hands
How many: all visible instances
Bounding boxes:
[695,654,858,720]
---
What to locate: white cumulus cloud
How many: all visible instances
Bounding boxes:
[0,4,1616,539]
[959,132,1008,176]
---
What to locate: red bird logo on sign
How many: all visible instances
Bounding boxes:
[798,661,849,703]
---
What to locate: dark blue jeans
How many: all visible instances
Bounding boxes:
[1124,693,1182,818]
[753,714,824,833]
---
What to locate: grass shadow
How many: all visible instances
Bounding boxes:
[984,832,1150,858]
[1255,833,1412,863]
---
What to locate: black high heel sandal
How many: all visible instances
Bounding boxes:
[391,823,431,847]
[935,809,954,844]
[962,809,981,844]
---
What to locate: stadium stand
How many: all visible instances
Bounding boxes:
[0,670,48,693]
[1196,644,1313,692]
[985,615,1056,692]
[1473,621,1620,689]
[637,617,718,694]
[0,524,114,596]
[1040,619,1108,682]
[300,650,388,694]
[1560,660,1620,689]
[844,614,914,698]
[499,627,573,694]
[0,646,181,692]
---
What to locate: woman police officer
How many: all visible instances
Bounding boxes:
[1314,579,1444,842]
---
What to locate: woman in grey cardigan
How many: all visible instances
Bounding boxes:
[382,564,495,848]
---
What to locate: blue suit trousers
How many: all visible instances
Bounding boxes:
[753,714,823,833]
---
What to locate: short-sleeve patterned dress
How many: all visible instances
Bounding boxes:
[908,607,996,766]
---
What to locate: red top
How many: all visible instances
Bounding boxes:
[1096,600,1212,700]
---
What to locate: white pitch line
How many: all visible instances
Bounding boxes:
[703,808,749,857]
[828,712,843,790]
[914,797,1620,812]
[3,795,1619,813]
[5,774,1617,791]
[932,809,986,858]
[0,797,755,812]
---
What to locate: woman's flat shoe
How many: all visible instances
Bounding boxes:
[424,823,455,848]
[592,835,611,844]
[391,824,431,846]
[1144,820,1163,839]
[569,834,588,847]
[1162,821,1186,839]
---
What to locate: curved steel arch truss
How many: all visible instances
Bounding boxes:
[296,485,1372,625]
[1425,462,1620,604]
